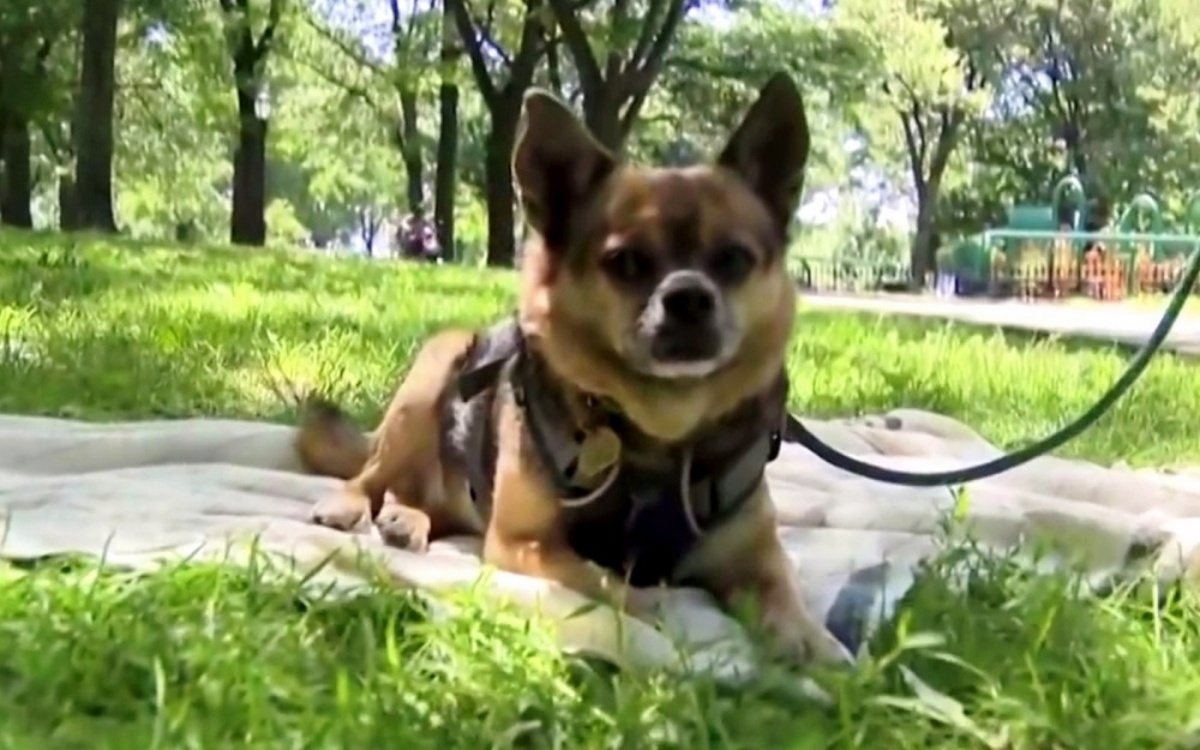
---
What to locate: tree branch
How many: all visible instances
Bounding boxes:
[899,114,926,196]
[255,0,283,56]
[890,76,928,195]
[294,51,386,116]
[388,0,402,34]
[446,0,498,106]
[623,0,685,94]
[604,0,628,83]
[305,14,389,78]
[476,25,513,66]
[546,0,602,96]
[628,0,664,69]
[544,28,564,93]
[507,0,545,94]
[618,86,648,139]
[928,106,963,189]
[894,76,929,168]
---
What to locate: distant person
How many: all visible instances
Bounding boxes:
[397,214,441,263]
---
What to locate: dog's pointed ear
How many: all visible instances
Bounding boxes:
[717,73,810,238]
[512,89,616,251]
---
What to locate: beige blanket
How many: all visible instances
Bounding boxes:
[2,409,1199,686]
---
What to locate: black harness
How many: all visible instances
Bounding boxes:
[454,319,785,587]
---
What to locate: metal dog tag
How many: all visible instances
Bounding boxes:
[575,426,621,481]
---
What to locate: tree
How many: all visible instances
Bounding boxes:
[836,0,994,282]
[219,0,285,246]
[546,0,693,150]
[0,5,67,228]
[924,0,1200,237]
[448,0,545,266]
[985,0,1200,207]
[66,0,122,232]
[305,0,442,224]
[653,4,869,188]
[435,0,462,259]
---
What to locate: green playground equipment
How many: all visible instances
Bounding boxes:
[942,176,1200,299]
[791,175,1200,298]
[943,174,1084,295]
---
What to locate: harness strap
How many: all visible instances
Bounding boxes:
[454,319,786,535]
[510,346,604,500]
[456,319,525,509]
[678,428,779,533]
[513,348,785,532]
[460,373,498,508]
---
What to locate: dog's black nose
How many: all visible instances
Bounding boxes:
[661,283,715,325]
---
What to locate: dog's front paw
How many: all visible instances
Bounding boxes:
[759,602,855,667]
[621,585,670,620]
[796,624,855,666]
[374,503,432,552]
[311,491,371,531]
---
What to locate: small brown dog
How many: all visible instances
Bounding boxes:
[297,72,850,666]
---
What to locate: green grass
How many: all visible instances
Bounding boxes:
[2,228,1200,748]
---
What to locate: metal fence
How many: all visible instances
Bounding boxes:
[795,231,1200,302]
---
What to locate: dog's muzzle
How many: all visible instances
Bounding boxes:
[646,271,722,363]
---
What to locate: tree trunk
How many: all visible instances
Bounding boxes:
[68,0,121,233]
[58,177,77,229]
[230,85,268,246]
[0,110,34,228]
[483,103,519,268]
[911,193,938,289]
[434,82,459,261]
[546,0,686,153]
[446,0,544,266]
[582,86,622,151]
[399,88,424,216]
[434,3,460,261]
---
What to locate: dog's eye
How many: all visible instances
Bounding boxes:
[709,243,755,284]
[602,246,656,284]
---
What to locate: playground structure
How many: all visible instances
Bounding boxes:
[942,177,1200,301]
[794,177,1200,301]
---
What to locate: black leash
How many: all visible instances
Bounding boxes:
[782,248,1200,487]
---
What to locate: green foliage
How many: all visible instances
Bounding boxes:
[6,0,1200,261]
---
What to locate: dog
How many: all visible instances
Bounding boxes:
[296,72,851,666]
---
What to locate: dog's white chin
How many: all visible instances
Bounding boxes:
[643,358,722,379]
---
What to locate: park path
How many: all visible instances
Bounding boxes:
[802,294,1200,357]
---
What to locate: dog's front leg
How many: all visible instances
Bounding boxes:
[737,536,851,665]
[482,530,649,613]
[482,400,651,615]
[680,488,852,666]
[312,329,479,551]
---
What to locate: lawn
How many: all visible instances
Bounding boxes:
[2,228,1200,748]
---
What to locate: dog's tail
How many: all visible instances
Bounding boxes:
[295,396,371,479]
